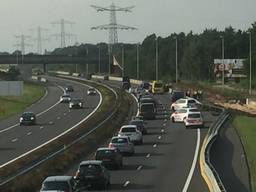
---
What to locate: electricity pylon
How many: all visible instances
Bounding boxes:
[14,35,31,55]
[30,26,48,54]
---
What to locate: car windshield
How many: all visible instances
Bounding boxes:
[111,138,128,143]
[42,181,69,191]
[79,164,102,175]
[188,100,196,104]
[22,113,34,118]
[188,113,201,118]
[71,99,81,102]
[121,127,136,132]
[89,88,95,91]
[62,95,70,98]
[96,150,115,159]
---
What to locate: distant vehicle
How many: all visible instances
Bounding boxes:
[108,136,134,154]
[95,147,123,169]
[69,98,83,109]
[152,80,164,94]
[171,98,201,111]
[132,115,144,121]
[87,87,97,95]
[140,81,151,90]
[40,175,76,192]
[170,108,199,122]
[184,112,204,128]
[118,125,143,144]
[20,112,36,126]
[65,85,74,92]
[170,90,185,104]
[139,97,156,108]
[60,94,71,103]
[74,160,110,190]
[139,103,156,120]
[122,76,130,90]
[129,119,147,134]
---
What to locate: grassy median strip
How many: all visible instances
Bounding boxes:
[233,116,256,192]
[0,82,45,119]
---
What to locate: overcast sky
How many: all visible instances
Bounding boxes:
[0,0,255,53]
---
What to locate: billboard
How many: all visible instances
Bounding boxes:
[214,59,245,78]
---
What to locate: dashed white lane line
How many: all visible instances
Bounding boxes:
[63,113,67,116]
[57,116,61,120]
[146,153,151,158]
[164,119,167,122]
[40,126,44,130]
[158,136,162,140]
[11,138,18,142]
[161,129,165,133]
[137,165,143,171]
[182,128,201,192]
[49,121,53,125]
[123,181,130,187]
[153,144,157,148]
[27,132,32,136]
[163,123,166,126]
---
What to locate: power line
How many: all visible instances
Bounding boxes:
[14,35,31,55]
[30,26,48,54]
[51,19,76,48]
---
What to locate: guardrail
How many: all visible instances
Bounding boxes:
[0,76,118,187]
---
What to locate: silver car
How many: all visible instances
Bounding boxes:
[108,136,134,154]
[40,175,76,192]
[60,94,71,103]
[118,125,143,145]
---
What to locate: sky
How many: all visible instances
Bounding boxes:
[0,0,256,53]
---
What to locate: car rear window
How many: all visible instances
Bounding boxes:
[177,109,187,113]
[79,164,102,175]
[42,181,70,191]
[188,113,201,118]
[121,127,136,132]
[96,150,115,159]
[111,138,128,143]
[177,99,186,104]
[188,99,196,104]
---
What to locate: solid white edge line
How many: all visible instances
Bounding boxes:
[182,128,201,192]
[0,84,64,134]
[123,181,130,187]
[0,77,103,169]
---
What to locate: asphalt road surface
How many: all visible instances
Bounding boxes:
[65,79,216,192]
[0,76,101,167]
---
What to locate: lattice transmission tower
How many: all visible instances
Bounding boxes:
[14,35,31,55]
[91,3,137,51]
[30,26,48,54]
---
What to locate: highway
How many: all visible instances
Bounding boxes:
[0,76,101,167]
[65,79,217,192]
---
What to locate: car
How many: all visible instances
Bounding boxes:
[40,175,76,192]
[118,125,143,144]
[171,98,201,111]
[170,90,185,104]
[74,160,110,190]
[139,103,156,120]
[184,112,204,128]
[140,81,151,90]
[129,119,147,134]
[69,98,83,109]
[20,112,36,125]
[132,115,144,121]
[87,87,97,95]
[95,147,123,169]
[139,97,156,108]
[65,85,74,92]
[170,107,199,122]
[108,136,134,154]
[60,94,71,103]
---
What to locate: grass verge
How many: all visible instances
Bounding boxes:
[0,82,45,119]
[233,116,256,192]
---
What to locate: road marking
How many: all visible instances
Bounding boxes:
[123,181,130,187]
[57,116,61,120]
[49,121,53,125]
[163,123,166,126]
[158,136,162,140]
[164,119,167,122]
[182,128,201,192]
[153,144,157,148]
[137,165,143,171]
[63,113,67,116]
[40,126,44,130]
[146,153,151,158]
[27,132,32,136]
[161,129,165,133]
[11,138,18,142]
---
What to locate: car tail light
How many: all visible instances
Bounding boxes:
[109,143,113,148]
[75,170,80,177]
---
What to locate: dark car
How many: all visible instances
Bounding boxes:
[139,103,156,120]
[20,112,36,125]
[87,88,97,95]
[65,85,74,92]
[141,81,151,90]
[129,119,147,134]
[40,176,76,192]
[122,81,130,90]
[69,98,83,109]
[95,148,123,169]
[170,90,185,103]
[139,97,156,108]
[74,160,110,190]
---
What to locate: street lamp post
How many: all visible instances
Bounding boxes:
[136,43,140,80]
[98,45,101,74]
[122,44,125,77]
[221,36,225,86]
[86,47,89,76]
[155,37,159,81]
[249,32,252,95]
[175,37,178,83]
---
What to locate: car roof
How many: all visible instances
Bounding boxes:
[79,160,102,166]
[97,147,116,151]
[121,125,137,129]
[44,176,73,182]
[22,111,34,115]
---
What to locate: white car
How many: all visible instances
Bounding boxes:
[60,94,71,103]
[184,112,204,128]
[171,97,201,111]
[87,88,97,95]
[171,107,199,122]
[118,125,143,144]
